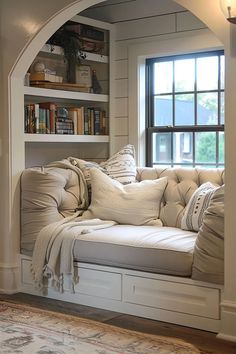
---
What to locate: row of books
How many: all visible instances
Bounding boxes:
[24,102,109,135]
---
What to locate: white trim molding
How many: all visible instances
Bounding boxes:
[217,300,236,342]
[0,261,20,294]
[128,29,223,166]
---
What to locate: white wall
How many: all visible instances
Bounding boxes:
[113,5,206,152]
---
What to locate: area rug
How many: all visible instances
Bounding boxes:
[0,300,204,354]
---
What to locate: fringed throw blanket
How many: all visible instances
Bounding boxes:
[31,214,116,293]
[31,157,116,293]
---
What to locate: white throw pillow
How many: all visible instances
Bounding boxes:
[69,144,137,190]
[83,168,168,226]
[181,182,217,232]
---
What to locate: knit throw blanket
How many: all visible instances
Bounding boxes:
[31,158,116,293]
[31,214,116,293]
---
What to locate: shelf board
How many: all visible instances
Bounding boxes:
[24,134,109,143]
[41,44,108,63]
[24,86,109,103]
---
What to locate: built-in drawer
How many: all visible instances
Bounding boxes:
[21,259,121,301]
[123,275,220,319]
[74,266,121,300]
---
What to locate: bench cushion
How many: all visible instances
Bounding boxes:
[73,225,197,276]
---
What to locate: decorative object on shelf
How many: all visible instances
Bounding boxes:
[33,61,46,72]
[92,69,102,94]
[220,0,236,23]
[30,61,63,84]
[76,65,92,89]
[47,26,83,84]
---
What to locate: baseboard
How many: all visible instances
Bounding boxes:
[0,262,20,294]
[217,300,236,342]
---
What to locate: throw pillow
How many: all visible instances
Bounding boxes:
[192,185,224,284]
[68,144,137,190]
[181,182,217,232]
[82,168,168,226]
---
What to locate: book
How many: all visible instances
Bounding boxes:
[68,108,78,134]
[80,25,104,42]
[39,102,56,134]
[77,107,85,135]
[30,72,63,83]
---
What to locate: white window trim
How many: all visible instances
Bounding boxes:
[128,29,223,166]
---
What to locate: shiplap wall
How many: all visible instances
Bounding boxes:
[113,10,206,152]
[82,0,206,153]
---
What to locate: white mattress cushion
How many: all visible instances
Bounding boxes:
[83,168,167,226]
[73,225,197,276]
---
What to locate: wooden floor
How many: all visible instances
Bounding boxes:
[1,293,236,354]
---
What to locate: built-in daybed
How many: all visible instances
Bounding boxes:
[20,146,224,333]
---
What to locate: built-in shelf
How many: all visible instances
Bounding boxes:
[24,86,109,103]
[41,44,109,63]
[24,133,109,143]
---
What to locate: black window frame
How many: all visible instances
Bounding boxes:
[146,50,225,168]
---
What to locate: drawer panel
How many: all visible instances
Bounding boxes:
[74,266,121,300]
[21,259,121,301]
[123,275,220,319]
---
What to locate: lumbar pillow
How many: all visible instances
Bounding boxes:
[181,182,217,232]
[192,185,224,284]
[68,144,136,190]
[82,168,168,226]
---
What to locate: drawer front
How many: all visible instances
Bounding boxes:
[123,275,220,319]
[21,259,121,301]
[21,259,34,285]
[74,266,121,300]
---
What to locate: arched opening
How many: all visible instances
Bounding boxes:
[4,0,236,340]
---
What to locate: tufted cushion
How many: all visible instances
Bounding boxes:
[136,167,224,228]
[21,167,81,254]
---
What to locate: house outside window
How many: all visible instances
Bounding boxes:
[146,51,224,168]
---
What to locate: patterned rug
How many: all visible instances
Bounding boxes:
[0,300,204,354]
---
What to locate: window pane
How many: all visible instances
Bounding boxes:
[173,132,193,164]
[197,56,218,90]
[154,61,173,94]
[197,93,218,125]
[195,132,216,163]
[220,55,225,90]
[154,95,172,126]
[221,92,224,124]
[174,59,195,92]
[153,133,171,163]
[219,132,224,164]
[175,94,194,125]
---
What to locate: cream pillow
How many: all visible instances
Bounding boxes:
[192,185,224,284]
[83,168,167,226]
[181,182,217,232]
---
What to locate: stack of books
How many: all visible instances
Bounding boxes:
[65,22,105,54]
[24,103,108,135]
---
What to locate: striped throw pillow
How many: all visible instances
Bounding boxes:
[181,182,217,232]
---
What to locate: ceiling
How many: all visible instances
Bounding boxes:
[80,0,185,23]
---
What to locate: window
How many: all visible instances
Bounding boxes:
[146,51,224,168]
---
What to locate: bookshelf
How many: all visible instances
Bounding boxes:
[24,15,114,167]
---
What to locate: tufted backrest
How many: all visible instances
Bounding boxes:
[21,165,225,254]
[136,167,225,227]
[21,166,81,254]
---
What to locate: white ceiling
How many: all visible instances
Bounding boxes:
[81,0,185,23]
